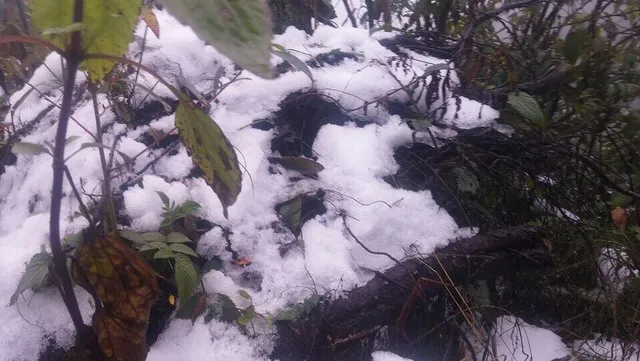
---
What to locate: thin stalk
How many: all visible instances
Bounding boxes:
[342,0,358,28]
[49,0,87,343]
[131,26,149,106]
[90,87,117,233]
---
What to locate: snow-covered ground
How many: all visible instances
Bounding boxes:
[0,7,584,361]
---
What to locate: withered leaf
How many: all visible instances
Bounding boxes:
[73,235,159,361]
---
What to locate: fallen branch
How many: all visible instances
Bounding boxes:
[273,225,548,360]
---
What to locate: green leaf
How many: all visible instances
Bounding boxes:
[32,0,143,83]
[175,254,198,308]
[146,241,169,249]
[202,257,223,274]
[237,289,252,300]
[507,92,545,127]
[12,142,50,156]
[63,231,83,249]
[153,248,176,259]
[10,251,53,305]
[156,191,171,207]
[271,49,313,81]
[268,156,325,175]
[119,230,146,245]
[142,232,167,242]
[155,0,273,78]
[169,243,199,258]
[175,98,242,218]
[175,292,207,322]
[138,245,158,252]
[237,305,255,325]
[167,232,192,243]
[179,200,201,215]
[564,27,588,64]
[276,195,302,236]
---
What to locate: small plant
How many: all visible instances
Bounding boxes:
[119,192,203,311]
[156,191,201,228]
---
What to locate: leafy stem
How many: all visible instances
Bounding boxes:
[48,0,88,344]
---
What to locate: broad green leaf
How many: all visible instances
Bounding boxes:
[12,142,50,156]
[146,241,169,249]
[153,248,176,259]
[271,49,313,81]
[10,251,53,305]
[564,27,587,64]
[268,156,325,175]
[175,98,242,217]
[237,305,255,325]
[175,254,198,308]
[155,0,273,78]
[119,230,146,245]
[276,195,302,236]
[63,231,84,249]
[238,289,252,300]
[507,92,545,127]
[32,0,143,83]
[202,257,223,274]
[169,243,199,258]
[142,232,167,242]
[179,200,201,215]
[156,191,171,207]
[167,232,192,243]
[138,245,158,252]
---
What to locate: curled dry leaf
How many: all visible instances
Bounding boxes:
[611,207,628,229]
[72,235,159,361]
[140,5,160,38]
[234,256,252,267]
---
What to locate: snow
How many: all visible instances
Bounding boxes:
[573,337,640,361]
[494,316,570,361]
[371,351,414,361]
[0,8,504,361]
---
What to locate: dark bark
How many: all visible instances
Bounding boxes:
[272,225,549,360]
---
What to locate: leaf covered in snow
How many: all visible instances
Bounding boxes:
[10,251,53,305]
